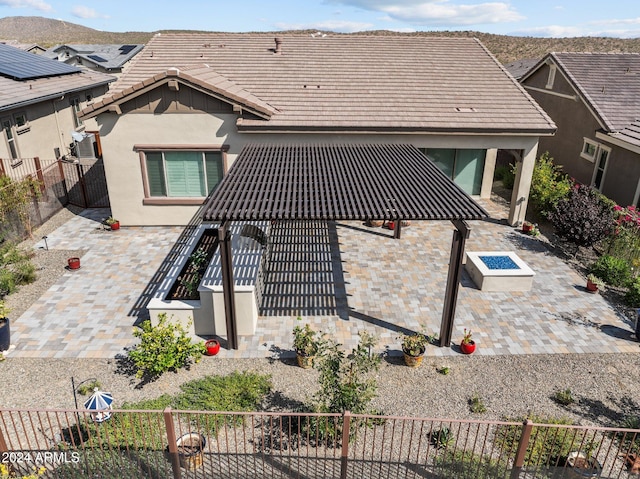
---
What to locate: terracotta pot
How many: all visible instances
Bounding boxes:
[110,221,120,231]
[586,280,598,293]
[522,223,533,233]
[175,433,206,470]
[296,351,314,369]
[67,257,81,270]
[460,340,476,354]
[402,348,425,367]
[387,221,395,230]
[205,339,220,356]
[566,451,602,478]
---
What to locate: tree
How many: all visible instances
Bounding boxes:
[529,152,573,218]
[549,184,613,248]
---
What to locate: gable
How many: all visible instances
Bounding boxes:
[120,82,236,114]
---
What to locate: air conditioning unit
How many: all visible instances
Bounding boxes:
[75,133,97,159]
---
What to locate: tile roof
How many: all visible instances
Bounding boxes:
[550,52,640,132]
[504,58,539,80]
[84,33,555,135]
[610,120,640,148]
[0,44,116,112]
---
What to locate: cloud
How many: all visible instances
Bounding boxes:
[71,5,109,19]
[0,0,52,12]
[510,25,583,37]
[330,0,523,26]
[513,17,640,38]
[275,20,375,33]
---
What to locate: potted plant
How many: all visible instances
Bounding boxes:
[204,339,220,356]
[566,450,602,478]
[586,274,604,294]
[293,322,320,369]
[0,300,10,356]
[522,221,534,233]
[105,216,120,231]
[400,331,429,367]
[460,328,476,354]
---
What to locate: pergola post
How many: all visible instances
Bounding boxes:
[218,220,239,350]
[439,220,470,347]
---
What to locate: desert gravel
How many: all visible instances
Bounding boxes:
[1,207,640,427]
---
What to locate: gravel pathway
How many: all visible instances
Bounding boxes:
[1,207,640,428]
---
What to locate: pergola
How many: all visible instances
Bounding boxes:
[202,143,488,349]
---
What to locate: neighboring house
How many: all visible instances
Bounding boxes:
[520,52,640,207]
[504,57,539,81]
[80,33,556,226]
[0,40,46,54]
[44,44,144,76]
[0,43,116,168]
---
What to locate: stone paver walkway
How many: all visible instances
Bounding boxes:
[7,201,639,358]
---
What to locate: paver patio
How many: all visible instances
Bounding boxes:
[7,201,639,359]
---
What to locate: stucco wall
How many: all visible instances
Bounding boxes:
[94,109,542,226]
[597,140,640,206]
[0,85,108,162]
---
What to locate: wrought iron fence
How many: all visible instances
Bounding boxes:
[1,408,639,478]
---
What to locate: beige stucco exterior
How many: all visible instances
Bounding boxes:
[94,104,540,227]
[0,85,109,166]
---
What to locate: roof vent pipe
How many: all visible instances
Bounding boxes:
[274,37,282,54]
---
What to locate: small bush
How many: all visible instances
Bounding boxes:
[588,255,631,287]
[434,450,509,479]
[0,241,37,299]
[552,388,575,406]
[127,313,205,379]
[626,277,640,307]
[530,152,573,218]
[77,380,102,395]
[469,394,487,413]
[501,163,516,189]
[550,184,614,247]
[431,426,455,449]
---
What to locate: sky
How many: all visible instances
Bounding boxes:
[0,0,639,38]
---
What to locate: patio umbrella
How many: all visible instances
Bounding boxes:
[83,388,113,423]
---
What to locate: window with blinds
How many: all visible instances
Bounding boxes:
[145,150,223,197]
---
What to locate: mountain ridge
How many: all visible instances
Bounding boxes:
[2,16,640,63]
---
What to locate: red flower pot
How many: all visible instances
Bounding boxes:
[110,221,120,231]
[586,280,598,293]
[522,223,533,233]
[67,257,81,270]
[387,221,395,230]
[460,340,476,354]
[205,339,220,356]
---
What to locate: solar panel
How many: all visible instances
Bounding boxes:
[119,45,136,55]
[87,54,108,63]
[0,43,80,80]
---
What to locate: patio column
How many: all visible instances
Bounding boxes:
[508,142,539,226]
[218,220,239,350]
[439,219,470,347]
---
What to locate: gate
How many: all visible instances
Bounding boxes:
[61,158,110,208]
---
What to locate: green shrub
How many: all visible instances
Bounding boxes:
[469,394,487,413]
[529,152,573,218]
[588,255,631,287]
[626,277,640,307]
[496,414,579,468]
[552,388,575,406]
[0,241,36,299]
[128,314,205,379]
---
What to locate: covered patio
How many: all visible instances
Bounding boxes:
[202,143,483,348]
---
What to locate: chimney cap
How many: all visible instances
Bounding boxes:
[274,37,282,54]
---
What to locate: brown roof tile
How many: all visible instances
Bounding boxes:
[88,33,555,134]
[551,52,640,132]
[0,68,115,112]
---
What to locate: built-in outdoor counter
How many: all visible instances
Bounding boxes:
[147,222,270,338]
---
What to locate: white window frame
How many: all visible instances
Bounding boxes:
[70,96,83,129]
[1,117,19,160]
[13,112,29,134]
[590,144,611,192]
[546,64,557,89]
[580,138,599,162]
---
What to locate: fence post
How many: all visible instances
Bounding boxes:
[340,411,351,479]
[57,159,69,204]
[33,157,45,195]
[510,419,533,479]
[163,407,182,479]
[76,162,89,208]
